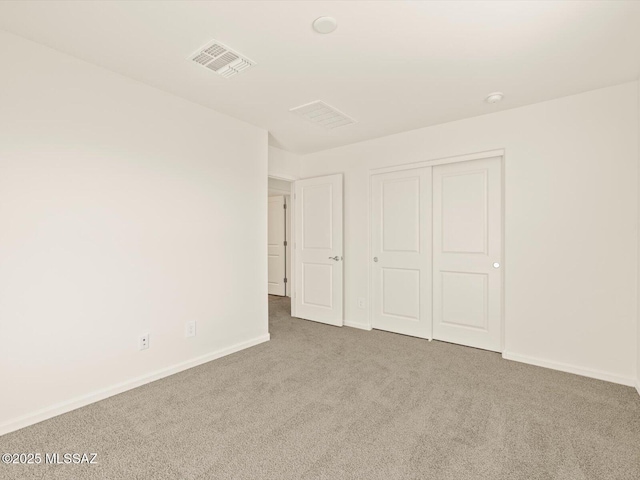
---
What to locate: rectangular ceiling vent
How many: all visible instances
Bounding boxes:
[189,40,255,78]
[290,101,356,129]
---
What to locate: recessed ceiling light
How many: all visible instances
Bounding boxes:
[485,92,504,104]
[313,16,338,34]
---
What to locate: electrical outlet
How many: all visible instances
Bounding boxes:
[185,320,196,338]
[139,333,149,351]
[357,297,366,309]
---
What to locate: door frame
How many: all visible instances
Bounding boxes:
[268,174,296,313]
[267,195,287,296]
[367,149,506,350]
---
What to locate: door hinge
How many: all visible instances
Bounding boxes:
[284,240,288,246]
[283,203,287,209]
[284,278,288,283]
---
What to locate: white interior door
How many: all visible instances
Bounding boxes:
[432,157,503,352]
[294,174,343,326]
[371,168,432,338]
[268,195,286,296]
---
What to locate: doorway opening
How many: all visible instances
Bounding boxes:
[267,173,345,326]
[268,177,292,301]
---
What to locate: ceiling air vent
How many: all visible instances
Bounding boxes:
[290,100,356,129]
[189,40,255,78]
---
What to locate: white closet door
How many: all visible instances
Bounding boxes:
[268,195,286,296]
[432,157,503,352]
[294,174,343,326]
[371,168,432,338]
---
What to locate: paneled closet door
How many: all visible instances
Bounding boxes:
[371,168,432,339]
[432,157,503,352]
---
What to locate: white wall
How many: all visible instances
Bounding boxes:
[268,146,301,179]
[0,32,269,434]
[300,82,639,386]
[268,177,292,194]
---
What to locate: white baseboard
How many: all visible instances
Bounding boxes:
[502,351,635,387]
[0,333,270,437]
[344,321,372,331]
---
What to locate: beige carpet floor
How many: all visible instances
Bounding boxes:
[1,295,639,479]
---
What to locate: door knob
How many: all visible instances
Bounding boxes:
[493,262,500,269]
[373,257,378,262]
[328,256,341,261]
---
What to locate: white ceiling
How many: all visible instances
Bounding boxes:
[1,1,639,154]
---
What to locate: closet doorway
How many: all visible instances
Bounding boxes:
[370,152,504,352]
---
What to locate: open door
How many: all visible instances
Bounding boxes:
[293,174,343,326]
[268,195,286,296]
